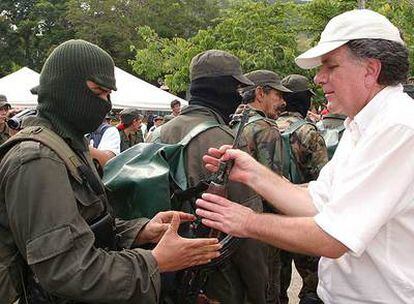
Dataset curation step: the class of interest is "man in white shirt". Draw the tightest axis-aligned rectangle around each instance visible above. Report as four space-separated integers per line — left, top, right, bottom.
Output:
195 9 414 304
89 119 121 168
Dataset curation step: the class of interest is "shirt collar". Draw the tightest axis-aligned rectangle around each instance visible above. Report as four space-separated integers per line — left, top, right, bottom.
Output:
344 85 403 139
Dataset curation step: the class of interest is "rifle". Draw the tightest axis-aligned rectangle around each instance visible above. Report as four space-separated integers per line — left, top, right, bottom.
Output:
176 103 251 303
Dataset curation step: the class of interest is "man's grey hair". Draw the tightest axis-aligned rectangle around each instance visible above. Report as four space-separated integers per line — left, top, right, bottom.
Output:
242 86 273 104
346 39 409 86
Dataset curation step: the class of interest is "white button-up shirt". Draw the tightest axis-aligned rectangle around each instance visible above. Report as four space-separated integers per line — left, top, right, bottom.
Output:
309 85 414 303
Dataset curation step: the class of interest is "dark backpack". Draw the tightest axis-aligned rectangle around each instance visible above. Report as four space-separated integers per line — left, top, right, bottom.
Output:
103 120 221 219
89 123 112 148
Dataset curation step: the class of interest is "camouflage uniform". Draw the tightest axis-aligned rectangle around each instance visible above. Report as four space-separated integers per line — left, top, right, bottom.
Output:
231 105 283 304
234 68 293 304
276 111 328 304
119 128 144 152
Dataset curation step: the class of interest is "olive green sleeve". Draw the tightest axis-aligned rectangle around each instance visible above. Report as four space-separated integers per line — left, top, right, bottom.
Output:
2 144 160 303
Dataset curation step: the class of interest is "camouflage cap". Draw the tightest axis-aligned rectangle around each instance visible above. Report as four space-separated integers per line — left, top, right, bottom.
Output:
120 108 141 125
282 74 316 95
0 94 10 109
244 70 292 93
189 50 253 86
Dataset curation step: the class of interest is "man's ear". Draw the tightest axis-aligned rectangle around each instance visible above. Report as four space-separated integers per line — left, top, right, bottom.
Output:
255 86 264 103
364 58 382 88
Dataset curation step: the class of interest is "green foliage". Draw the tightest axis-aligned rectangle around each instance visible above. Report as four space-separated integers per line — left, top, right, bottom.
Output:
0 0 75 75
131 1 307 94
66 0 222 72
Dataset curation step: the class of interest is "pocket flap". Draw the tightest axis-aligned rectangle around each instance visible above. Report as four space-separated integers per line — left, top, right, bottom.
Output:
26 226 73 265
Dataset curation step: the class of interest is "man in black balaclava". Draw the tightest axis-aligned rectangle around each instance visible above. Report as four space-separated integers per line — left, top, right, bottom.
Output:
149 49 268 304
0 40 221 303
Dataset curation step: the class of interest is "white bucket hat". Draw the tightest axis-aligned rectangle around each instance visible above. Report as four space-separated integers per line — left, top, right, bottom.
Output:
295 9 405 69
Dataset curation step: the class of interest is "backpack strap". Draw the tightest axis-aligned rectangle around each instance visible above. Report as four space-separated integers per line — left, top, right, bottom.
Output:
177 120 223 145
89 123 111 148
0 126 83 183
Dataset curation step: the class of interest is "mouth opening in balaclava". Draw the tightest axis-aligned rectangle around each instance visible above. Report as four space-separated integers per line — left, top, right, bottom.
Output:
189 76 242 124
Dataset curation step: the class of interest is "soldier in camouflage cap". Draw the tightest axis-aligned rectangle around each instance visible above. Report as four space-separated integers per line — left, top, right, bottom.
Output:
150 49 267 304
230 69 289 303
276 74 327 304
118 108 144 151
0 94 11 145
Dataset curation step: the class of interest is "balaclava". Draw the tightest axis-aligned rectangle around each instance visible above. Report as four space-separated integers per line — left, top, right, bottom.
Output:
283 90 312 118
189 76 242 124
37 39 117 138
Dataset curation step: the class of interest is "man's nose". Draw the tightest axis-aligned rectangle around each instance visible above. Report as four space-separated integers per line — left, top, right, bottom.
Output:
314 70 326 86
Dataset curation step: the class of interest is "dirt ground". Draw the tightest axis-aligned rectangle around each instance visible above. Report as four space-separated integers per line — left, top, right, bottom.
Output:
287 264 302 304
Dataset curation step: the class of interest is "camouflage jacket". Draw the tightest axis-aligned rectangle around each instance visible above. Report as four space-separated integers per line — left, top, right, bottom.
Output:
276 112 328 183
230 106 283 174
119 128 144 152
0 124 10 145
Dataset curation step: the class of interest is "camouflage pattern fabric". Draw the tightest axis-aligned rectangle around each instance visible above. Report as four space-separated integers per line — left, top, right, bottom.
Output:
231 107 283 175
0 124 10 145
231 106 283 304
119 129 144 152
277 112 328 182
276 112 328 304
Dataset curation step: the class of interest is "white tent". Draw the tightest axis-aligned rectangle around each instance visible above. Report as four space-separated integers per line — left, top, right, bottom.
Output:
111 67 187 111
0 67 39 108
0 66 186 111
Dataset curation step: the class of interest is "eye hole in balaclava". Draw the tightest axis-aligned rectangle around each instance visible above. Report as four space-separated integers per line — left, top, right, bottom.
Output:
37 39 117 136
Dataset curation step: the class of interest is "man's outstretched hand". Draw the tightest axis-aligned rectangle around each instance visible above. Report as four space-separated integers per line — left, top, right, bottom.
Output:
138 211 195 244
151 213 221 272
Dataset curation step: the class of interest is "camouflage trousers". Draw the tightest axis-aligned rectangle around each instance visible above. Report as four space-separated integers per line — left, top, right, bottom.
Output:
279 250 322 304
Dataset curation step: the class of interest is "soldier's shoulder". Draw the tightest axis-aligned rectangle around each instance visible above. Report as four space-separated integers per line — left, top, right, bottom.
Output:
1 139 64 168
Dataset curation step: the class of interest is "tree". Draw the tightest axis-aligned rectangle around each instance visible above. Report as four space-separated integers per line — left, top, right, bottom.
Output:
0 0 75 75
131 1 305 94
66 0 223 73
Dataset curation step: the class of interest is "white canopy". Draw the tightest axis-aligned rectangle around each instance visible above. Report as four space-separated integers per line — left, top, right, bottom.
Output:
111 67 187 111
0 67 39 108
0 66 186 111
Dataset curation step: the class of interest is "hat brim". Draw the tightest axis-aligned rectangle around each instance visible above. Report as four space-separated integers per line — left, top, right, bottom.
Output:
233 74 254 86
267 83 292 93
295 40 349 69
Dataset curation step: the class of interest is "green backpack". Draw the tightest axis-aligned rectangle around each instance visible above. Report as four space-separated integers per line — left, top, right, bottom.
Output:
280 119 312 184
103 121 220 220
316 115 346 160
